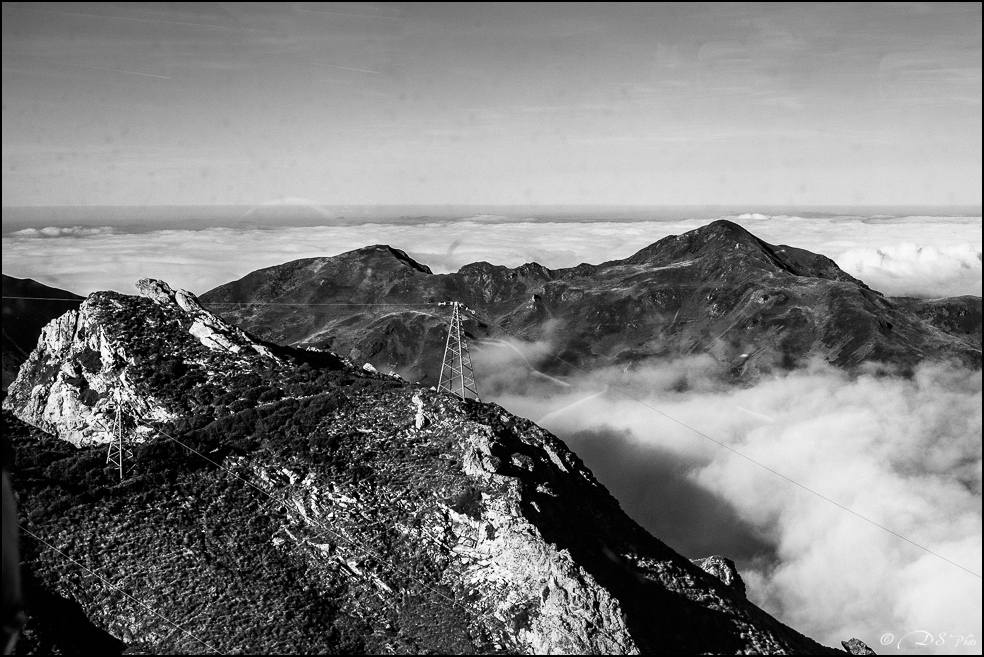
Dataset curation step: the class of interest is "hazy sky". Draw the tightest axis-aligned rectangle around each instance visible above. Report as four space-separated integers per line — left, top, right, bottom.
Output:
2 2 982 206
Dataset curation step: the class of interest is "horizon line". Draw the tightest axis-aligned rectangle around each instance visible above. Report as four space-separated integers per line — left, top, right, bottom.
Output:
3 203 982 210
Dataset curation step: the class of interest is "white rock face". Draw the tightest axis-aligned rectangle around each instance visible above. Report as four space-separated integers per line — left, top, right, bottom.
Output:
189 320 242 354
3 278 277 446
453 424 636 654
692 555 746 598
135 278 274 358
4 299 171 447
412 394 428 430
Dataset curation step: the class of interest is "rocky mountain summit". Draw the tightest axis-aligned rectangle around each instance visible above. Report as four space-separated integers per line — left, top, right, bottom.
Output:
3 278 871 654
5 279 276 448
201 221 982 386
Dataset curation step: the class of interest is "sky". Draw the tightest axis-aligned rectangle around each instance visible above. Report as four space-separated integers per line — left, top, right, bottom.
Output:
1 4 981 654
2 2 982 207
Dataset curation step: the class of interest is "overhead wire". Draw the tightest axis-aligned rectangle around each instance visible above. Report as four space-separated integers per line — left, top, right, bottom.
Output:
21 406 510 647
6 293 982 581
126 417 515 643
15 525 220 653
1 296 85 302
460 305 984 580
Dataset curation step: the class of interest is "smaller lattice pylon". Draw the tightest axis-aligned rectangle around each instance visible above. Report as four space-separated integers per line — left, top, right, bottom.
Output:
437 301 480 401
106 388 133 480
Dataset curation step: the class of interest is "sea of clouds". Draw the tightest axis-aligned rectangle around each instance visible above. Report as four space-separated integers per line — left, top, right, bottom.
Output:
1 212 980 298
472 339 982 655
2 211 981 652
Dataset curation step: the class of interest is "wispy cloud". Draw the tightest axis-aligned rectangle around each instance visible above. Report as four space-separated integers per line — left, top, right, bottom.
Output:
11 4 238 30
53 61 171 80
292 6 404 22
309 61 382 75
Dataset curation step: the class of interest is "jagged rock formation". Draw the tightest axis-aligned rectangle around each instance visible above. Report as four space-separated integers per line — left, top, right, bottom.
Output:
134 278 276 358
201 221 982 385
692 555 746 598
2 275 83 390
3 280 859 654
4 280 276 448
842 637 877 655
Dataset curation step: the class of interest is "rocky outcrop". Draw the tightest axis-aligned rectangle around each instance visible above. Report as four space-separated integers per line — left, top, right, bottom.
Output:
135 278 275 358
692 555 746 598
3 302 169 447
842 637 876 655
3 279 277 446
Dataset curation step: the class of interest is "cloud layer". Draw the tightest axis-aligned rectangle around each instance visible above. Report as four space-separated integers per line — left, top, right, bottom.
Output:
836 243 982 298
2 213 981 298
472 337 982 654
11 225 116 238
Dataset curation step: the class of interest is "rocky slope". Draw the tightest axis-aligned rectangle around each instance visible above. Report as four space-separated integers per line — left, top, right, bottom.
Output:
200 221 982 386
2 275 83 390
3 279 870 654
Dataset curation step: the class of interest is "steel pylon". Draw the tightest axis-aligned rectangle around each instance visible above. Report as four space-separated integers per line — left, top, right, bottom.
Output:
437 302 480 401
106 388 132 480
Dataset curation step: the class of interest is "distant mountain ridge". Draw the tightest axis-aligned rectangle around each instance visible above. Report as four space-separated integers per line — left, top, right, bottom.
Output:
201 220 982 385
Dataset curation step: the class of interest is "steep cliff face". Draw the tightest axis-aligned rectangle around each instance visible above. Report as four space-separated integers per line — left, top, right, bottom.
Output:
201 221 982 385
4 280 866 654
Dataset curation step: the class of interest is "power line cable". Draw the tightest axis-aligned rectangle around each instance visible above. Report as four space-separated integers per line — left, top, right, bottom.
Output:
465 308 984 580
6 293 980 579
65 411 508 645
204 302 441 307
16 525 221 653
1 296 84 302
130 418 514 642
0 296 437 307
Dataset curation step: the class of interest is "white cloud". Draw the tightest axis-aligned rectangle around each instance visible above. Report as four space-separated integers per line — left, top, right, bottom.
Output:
11 225 115 238
835 243 982 297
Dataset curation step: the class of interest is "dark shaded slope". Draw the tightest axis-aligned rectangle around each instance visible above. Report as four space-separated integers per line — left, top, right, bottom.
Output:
2 275 83 389
202 221 981 384
891 296 982 347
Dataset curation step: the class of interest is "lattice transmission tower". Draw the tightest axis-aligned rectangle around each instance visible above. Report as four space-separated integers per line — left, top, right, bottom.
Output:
437 301 480 401
106 387 132 480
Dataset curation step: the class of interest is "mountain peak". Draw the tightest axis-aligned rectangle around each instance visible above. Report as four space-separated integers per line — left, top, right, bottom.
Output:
696 218 760 240
623 220 865 286
345 244 433 274
624 219 775 266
